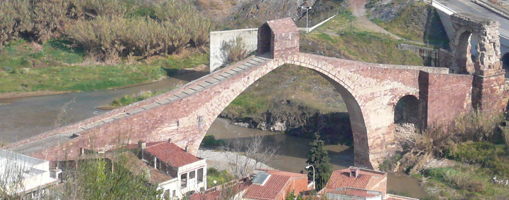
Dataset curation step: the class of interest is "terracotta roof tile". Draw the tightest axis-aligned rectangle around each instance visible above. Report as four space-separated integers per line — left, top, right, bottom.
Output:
327 188 381 198
325 168 385 190
190 180 251 200
108 151 174 184
266 18 298 35
68 151 174 185
145 142 200 167
244 174 290 200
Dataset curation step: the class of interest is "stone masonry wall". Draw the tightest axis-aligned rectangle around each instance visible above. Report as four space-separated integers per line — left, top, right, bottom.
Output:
424 72 473 125
11 52 455 170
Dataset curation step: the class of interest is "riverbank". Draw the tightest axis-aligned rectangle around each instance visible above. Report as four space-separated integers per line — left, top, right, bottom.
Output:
204 118 430 198
0 39 209 95
198 149 273 172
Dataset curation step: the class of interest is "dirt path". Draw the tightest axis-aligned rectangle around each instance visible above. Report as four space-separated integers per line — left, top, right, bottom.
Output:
349 0 401 40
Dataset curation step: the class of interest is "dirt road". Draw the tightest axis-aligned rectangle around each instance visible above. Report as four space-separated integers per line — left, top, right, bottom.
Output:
349 0 401 39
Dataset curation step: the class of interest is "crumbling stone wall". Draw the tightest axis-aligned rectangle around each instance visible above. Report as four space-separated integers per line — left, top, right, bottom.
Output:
450 13 508 112
451 13 502 75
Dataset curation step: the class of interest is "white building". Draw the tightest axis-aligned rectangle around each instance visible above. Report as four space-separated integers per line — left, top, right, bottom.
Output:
136 141 207 199
0 149 59 199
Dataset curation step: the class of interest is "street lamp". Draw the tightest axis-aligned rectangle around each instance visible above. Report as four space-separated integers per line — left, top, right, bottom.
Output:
301 6 312 33
305 164 315 190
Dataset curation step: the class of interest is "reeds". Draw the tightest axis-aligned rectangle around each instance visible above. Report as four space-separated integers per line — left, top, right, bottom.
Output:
0 0 213 62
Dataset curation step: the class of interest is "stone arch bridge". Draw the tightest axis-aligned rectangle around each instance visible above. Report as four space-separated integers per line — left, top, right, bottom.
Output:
5 17 508 169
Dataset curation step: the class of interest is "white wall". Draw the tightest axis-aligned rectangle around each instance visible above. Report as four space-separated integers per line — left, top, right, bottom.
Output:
176 159 207 198
209 28 258 72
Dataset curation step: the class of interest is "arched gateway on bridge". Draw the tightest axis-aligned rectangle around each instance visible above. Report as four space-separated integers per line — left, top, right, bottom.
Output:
6 18 507 170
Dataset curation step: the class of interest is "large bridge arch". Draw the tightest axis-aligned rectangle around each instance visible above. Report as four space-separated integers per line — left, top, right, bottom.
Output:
195 57 371 168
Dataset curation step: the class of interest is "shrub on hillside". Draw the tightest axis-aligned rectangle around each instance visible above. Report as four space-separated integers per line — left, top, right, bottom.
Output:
447 141 509 177
0 0 213 61
0 0 32 50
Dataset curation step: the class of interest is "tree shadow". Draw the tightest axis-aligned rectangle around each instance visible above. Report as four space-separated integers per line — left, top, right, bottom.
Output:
161 67 209 82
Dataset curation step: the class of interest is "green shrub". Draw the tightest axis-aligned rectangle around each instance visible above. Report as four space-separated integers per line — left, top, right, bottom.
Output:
60 154 162 199
221 37 250 64
207 167 234 188
201 135 225 148
426 167 486 193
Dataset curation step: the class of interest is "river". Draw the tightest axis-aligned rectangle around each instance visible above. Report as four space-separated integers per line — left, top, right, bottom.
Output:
0 72 428 199
206 118 429 199
0 72 206 144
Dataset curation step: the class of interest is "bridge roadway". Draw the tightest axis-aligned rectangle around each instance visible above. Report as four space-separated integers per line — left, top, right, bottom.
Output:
434 0 509 40
5 55 271 155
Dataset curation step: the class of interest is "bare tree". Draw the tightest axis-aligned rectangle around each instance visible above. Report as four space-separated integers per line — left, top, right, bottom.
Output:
223 134 279 178
54 98 75 128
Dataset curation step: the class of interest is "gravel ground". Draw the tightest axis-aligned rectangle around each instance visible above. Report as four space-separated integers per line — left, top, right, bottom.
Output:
198 149 274 172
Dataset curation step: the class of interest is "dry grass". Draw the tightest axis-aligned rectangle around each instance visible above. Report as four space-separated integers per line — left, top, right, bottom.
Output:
395 112 504 174
0 0 213 62
221 37 250 64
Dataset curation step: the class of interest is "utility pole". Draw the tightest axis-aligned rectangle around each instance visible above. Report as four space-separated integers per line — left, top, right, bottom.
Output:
301 3 312 33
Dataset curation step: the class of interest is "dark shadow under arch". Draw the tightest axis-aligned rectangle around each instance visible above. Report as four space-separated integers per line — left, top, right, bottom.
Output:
394 95 420 128
456 31 475 74
502 53 509 77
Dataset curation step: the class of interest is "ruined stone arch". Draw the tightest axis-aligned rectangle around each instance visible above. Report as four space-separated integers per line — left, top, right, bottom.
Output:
453 27 478 74
451 13 502 75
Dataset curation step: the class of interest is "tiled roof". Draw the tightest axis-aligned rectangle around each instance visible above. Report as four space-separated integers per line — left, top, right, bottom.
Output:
107 151 174 184
244 174 290 200
324 168 385 191
266 18 298 35
190 179 251 200
65 151 174 185
243 170 307 200
144 142 201 167
326 188 381 198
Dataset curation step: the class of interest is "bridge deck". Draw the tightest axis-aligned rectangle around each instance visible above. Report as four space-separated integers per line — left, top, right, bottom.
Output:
435 0 509 39
6 55 270 155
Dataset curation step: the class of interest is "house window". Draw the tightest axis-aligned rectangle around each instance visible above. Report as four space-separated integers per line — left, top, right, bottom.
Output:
172 190 176 197
190 171 196 179
181 174 187 188
164 190 169 199
198 168 204 183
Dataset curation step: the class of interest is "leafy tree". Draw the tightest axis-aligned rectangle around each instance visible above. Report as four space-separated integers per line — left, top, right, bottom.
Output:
306 133 333 191
61 154 162 199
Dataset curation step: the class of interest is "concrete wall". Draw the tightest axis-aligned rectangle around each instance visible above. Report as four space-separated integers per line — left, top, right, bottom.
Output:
210 16 336 72
209 29 258 72
433 1 455 40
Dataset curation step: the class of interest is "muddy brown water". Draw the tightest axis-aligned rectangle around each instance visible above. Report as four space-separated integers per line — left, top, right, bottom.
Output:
0 71 428 199
0 72 204 144
206 118 429 199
